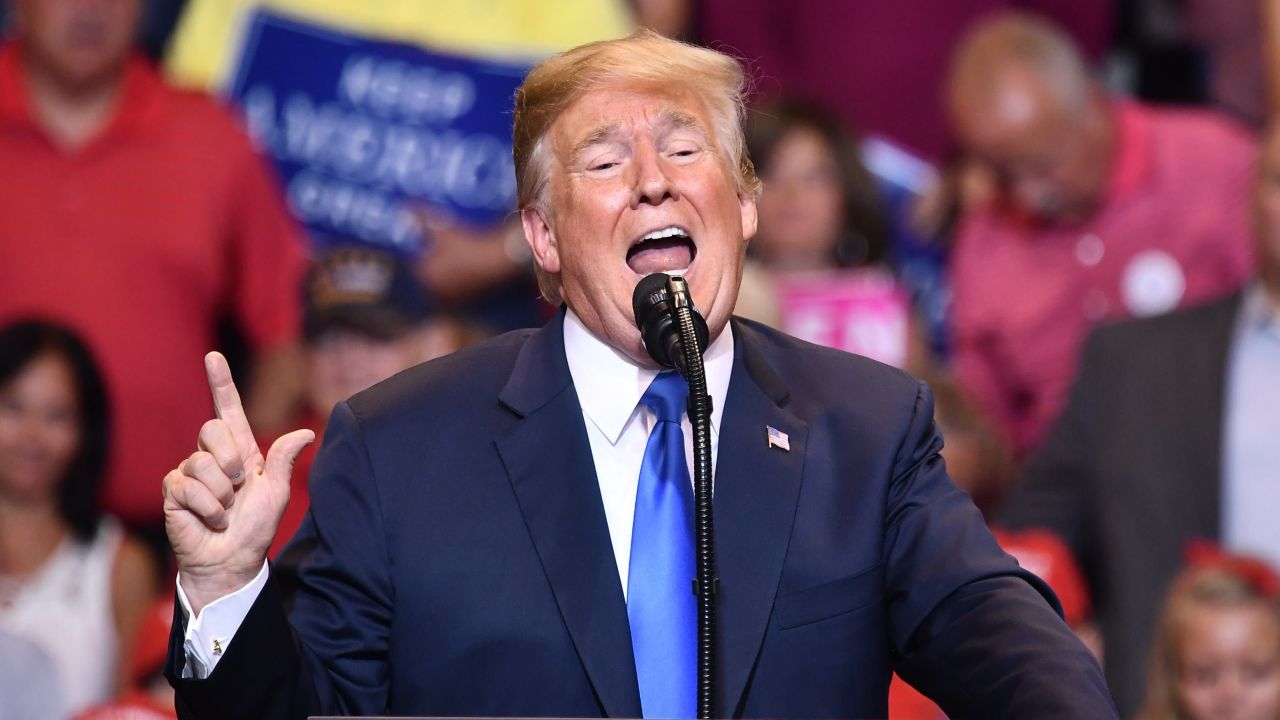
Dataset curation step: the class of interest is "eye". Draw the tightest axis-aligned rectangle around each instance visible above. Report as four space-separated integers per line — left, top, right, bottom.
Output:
46 406 77 427
666 146 703 164
1244 659 1280 683
583 153 625 176
1184 664 1219 687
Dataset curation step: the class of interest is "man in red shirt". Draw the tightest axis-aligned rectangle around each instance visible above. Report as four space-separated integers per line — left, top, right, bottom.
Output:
0 0 306 535
947 12 1255 458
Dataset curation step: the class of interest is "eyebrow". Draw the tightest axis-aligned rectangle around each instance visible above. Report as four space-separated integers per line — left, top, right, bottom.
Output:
569 110 707 164
571 124 623 162
662 111 701 134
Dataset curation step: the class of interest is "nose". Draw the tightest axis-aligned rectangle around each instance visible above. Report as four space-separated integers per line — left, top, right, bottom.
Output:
631 144 678 208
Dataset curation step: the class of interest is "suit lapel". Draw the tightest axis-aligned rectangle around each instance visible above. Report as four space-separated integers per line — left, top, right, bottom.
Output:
495 313 642 718
1184 292 1242 540
714 320 808 715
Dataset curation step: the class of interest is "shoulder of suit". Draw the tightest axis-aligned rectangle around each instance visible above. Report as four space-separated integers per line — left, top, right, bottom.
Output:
733 317 921 404
1086 292 1241 355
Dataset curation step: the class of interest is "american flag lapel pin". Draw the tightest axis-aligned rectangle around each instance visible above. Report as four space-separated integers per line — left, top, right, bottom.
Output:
766 425 790 451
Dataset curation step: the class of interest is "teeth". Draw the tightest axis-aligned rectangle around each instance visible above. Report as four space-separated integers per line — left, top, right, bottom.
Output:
640 226 689 242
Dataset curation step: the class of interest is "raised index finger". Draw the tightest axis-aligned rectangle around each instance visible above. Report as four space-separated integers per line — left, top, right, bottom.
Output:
204 351 260 461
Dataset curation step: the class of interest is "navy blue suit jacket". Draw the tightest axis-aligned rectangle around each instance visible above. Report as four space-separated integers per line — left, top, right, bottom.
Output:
168 314 1115 719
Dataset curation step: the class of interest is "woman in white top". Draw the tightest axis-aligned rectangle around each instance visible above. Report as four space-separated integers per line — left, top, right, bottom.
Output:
0 321 157 717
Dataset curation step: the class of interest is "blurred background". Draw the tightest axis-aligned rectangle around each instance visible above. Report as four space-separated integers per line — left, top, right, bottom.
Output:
0 1 1278 719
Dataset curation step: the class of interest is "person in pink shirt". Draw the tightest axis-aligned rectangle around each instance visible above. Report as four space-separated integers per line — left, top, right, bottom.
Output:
696 0 1111 162
946 12 1256 458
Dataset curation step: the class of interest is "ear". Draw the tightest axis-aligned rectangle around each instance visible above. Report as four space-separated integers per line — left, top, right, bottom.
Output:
738 193 758 244
520 206 560 274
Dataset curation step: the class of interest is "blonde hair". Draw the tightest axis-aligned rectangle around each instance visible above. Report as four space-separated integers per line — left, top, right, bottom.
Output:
1138 563 1280 720
512 29 760 302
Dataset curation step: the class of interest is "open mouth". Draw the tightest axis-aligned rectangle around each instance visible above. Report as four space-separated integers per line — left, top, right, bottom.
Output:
626 226 696 276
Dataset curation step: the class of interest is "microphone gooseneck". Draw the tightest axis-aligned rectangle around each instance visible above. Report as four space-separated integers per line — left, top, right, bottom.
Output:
631 273 718 720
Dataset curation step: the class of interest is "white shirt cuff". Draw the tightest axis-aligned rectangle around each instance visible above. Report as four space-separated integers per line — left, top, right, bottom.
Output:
176 560 270 679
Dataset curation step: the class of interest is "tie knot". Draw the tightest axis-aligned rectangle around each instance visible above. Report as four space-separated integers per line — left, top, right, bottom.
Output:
641 371 688 424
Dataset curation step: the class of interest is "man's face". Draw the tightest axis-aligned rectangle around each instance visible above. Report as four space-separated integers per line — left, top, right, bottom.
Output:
15 0 140 91
953 73 1109 224
522 81 758 366
307 326 455 416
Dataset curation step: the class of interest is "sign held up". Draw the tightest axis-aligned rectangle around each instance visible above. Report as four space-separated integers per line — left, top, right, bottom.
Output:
228 11 533 254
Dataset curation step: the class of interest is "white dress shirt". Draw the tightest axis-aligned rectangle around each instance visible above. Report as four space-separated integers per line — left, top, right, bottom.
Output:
178 308 734 677
1222 283 1280 569
563 308 732 595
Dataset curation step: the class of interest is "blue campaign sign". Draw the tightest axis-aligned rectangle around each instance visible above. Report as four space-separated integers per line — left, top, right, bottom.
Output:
227 10 533 255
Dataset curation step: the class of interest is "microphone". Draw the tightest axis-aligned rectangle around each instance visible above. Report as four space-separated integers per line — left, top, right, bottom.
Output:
631 272 709 375
632 272 719 720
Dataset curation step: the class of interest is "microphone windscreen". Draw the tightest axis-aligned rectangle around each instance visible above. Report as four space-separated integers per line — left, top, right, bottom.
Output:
632 272 671 329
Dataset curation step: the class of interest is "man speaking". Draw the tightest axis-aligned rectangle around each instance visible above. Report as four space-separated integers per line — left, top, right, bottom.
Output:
162 30 1116 719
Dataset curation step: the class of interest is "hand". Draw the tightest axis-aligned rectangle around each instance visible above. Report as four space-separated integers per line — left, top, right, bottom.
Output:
415 209 525 302
163 352 314 615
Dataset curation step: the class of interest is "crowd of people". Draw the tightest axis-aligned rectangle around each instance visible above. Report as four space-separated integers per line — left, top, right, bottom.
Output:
0 1 1277 718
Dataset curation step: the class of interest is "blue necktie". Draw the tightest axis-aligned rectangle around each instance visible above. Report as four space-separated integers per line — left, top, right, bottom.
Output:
628 371 696 719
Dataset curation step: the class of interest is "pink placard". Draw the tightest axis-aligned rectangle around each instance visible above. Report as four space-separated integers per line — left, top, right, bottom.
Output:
778 269 910 367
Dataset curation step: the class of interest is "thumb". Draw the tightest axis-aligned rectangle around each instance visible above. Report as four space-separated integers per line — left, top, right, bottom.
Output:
264 428 316 482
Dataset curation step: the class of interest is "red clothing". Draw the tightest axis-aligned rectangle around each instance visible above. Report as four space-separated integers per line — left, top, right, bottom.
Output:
131 600 174 684
73 691 176 720
264 409 324 558
698 0 1111 160
0 43 305 523
950 102 1255 456
888 676 946 719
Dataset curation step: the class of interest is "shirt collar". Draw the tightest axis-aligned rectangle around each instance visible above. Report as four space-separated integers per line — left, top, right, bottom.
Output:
1105 100 1153 202
1237 282 1280 338
563 307 734 445
0 40 161 144
0 41 29 127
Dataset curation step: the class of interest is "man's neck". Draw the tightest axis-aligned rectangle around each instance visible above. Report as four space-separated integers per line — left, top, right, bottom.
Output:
22 58 124 152
1260 272 1280 315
